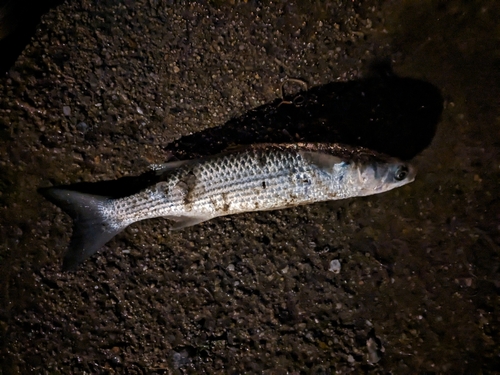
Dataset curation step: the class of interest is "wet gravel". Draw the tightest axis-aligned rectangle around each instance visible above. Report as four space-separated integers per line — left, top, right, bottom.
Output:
1 0 499 373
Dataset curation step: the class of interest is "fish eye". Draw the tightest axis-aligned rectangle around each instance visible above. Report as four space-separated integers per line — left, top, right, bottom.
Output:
394 165 409 181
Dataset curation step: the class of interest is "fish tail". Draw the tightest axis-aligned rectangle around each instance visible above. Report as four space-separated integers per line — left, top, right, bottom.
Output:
39 187 125 271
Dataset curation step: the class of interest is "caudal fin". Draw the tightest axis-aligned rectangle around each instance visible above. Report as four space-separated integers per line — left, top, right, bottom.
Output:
39 188 125 271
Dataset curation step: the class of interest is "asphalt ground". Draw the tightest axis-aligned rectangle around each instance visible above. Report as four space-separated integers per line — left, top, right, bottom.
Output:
0 0 499 373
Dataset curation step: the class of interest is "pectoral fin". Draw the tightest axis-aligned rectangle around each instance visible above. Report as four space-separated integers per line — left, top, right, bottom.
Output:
299 151 344 171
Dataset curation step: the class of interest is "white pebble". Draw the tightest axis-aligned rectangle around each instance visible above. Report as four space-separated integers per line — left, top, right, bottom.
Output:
329 259 341 274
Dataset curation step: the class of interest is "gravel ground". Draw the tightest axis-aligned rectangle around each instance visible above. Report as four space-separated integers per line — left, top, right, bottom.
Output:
0 0 499 373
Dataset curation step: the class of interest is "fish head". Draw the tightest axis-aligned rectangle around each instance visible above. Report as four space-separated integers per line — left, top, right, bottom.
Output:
355 158 417 196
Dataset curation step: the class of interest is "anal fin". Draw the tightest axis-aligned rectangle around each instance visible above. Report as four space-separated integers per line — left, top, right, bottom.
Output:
164 215 213 230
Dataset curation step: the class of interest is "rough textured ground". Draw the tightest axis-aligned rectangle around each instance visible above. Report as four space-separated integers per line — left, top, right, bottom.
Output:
0 0 499 373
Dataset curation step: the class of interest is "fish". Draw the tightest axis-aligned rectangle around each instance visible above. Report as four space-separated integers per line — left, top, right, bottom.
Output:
39 143 416 270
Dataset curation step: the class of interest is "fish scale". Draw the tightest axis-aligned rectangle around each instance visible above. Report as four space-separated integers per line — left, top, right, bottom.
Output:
112 147 329 227
40 143 416 270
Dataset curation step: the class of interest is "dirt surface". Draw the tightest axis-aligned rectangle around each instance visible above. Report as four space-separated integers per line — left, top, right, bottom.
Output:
0 0 499 373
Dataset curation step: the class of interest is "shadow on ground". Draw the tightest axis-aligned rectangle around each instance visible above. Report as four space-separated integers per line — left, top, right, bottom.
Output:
170 62 442 160
45 63 442 200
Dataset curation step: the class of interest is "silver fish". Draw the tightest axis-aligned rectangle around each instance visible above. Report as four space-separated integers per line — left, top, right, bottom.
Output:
40 143 416 270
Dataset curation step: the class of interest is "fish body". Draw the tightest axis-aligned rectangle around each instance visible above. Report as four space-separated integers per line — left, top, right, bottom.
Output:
41 143 416 270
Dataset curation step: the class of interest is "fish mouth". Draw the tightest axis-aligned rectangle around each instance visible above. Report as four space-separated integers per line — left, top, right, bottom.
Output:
406 164 418 183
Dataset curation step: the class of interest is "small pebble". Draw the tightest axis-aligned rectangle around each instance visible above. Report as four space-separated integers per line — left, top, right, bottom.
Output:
76 122 88 132
329 259 341 274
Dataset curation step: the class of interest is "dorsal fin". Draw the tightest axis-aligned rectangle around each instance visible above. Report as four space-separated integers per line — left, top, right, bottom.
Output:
150 159 193 175
220 143 250 154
